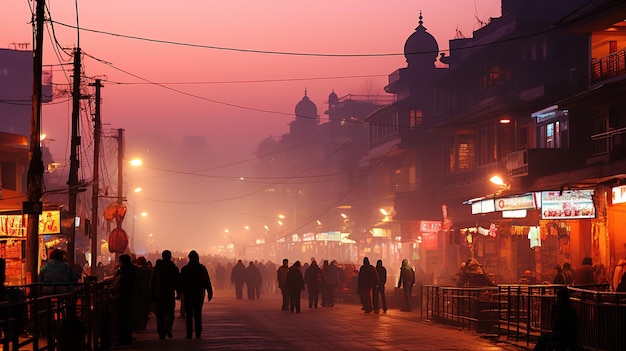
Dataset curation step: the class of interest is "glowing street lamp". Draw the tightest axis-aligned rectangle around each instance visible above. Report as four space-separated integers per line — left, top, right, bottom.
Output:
489 175 510 190
130 158 143 167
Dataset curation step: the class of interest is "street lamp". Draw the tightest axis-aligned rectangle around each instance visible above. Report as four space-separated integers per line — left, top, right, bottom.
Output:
489 175 510 190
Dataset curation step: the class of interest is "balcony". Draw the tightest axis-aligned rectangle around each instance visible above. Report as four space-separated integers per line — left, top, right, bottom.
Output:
591 49 626 85
591 126 626 159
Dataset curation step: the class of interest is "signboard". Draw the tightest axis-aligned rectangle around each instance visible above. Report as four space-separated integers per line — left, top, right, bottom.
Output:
471 199 495 214
421 232 438 250
612 185 626 204
316 231 341 242
495 193 536 211
541 189 595 219
39 210 61 235
420 220 441 233
0 215 24 237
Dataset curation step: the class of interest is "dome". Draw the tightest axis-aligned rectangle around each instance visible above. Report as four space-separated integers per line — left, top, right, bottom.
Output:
404 12 439 69
295 90 318 121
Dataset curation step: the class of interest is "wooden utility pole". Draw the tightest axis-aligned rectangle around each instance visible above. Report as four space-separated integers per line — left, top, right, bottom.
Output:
90 79 103 272
25 0 45 284
67 47 82 267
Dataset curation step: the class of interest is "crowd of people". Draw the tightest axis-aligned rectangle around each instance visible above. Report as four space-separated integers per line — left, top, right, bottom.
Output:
32 249 422 347
547 256 626 292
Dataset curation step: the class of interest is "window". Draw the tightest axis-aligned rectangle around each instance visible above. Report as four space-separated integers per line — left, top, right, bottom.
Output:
410 110 423 128
480 65 511 91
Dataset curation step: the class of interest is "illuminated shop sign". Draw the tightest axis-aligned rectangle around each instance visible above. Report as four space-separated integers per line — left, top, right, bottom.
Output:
0 215 24 237
502 210 527 218
39 210 61 235
316 231 341 242
541 189 595 219
420 220 441 233
612 185 626 204
495 193 536 211
471 199 495 214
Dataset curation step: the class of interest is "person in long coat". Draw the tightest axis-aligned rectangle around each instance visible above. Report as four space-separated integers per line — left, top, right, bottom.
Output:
357 257 378 313
231 260 246 299
397 259 415 312
286 261 305 313
304 260 321 308
150 250 179 339
180 250 213 339
276 259 290 311
245 261 262 300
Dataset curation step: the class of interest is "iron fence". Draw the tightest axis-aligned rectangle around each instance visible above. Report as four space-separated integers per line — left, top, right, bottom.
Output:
421 284 625 350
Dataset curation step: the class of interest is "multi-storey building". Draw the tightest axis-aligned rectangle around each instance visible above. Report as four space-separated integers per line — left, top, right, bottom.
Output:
358 0 626 284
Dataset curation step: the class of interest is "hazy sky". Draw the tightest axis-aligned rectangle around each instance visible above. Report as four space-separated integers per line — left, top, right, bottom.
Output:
2 1 501 255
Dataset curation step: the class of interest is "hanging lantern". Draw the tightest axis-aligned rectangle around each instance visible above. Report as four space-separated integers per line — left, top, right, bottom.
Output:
108 227 128 253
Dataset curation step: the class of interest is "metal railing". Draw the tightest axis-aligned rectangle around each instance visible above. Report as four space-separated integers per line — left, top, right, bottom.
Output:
591 49 626 85
421 284 624 351
0 278 113 351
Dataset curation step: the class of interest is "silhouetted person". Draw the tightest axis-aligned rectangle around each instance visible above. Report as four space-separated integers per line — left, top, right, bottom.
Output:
215 262 226 290
398 259 415 312
573 257 594 286
0 258 5 302
357 257 378 313
304 260 321 308
277 258 290 311
231 260 246 299
112 254 136 346
150 250 179 339
553 264 566 285
286 261 305 313
39 248 80 293
245 261 262 299
562 262 574 285
132 256 152 331
322 260 341 307
373 259 387 313
180 250 213 339
533 288 578 351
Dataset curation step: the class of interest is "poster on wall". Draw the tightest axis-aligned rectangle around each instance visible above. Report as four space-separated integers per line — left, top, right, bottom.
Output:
541 189 595 219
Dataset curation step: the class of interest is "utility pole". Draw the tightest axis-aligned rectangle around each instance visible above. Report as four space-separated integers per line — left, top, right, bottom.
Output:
90 79 103 272
25 0 45 284
67 47 82 267
117 128 124 207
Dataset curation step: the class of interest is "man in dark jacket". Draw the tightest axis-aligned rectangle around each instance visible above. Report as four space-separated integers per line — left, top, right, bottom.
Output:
245 261 262 300
286 261 305 313
373 259 387 313
231 260 246 299
150 250 179 339
112 254 136 346
276 259 290 311
180 250 213 339
398 259 415 312
357 257 378 313
304 260 321 308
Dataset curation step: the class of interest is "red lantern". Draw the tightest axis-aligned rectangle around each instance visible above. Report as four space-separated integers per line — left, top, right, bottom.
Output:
108 227 128 253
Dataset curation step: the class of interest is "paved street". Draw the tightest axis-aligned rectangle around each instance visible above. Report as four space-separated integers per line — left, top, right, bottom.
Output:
123 288 528 351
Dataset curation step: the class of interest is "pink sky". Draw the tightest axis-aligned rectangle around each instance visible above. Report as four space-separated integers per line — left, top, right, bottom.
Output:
2 1 501 255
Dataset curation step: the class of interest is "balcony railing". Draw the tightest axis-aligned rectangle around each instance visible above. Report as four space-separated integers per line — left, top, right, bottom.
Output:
591 49 626 85
590 126 626 157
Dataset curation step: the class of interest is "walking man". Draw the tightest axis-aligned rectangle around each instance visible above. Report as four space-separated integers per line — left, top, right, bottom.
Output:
373 259 387 313
180 250 213 339
231 259 246 299
150 250 179 339
357 257 378 313
286 261 305 313
277 258 290 311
